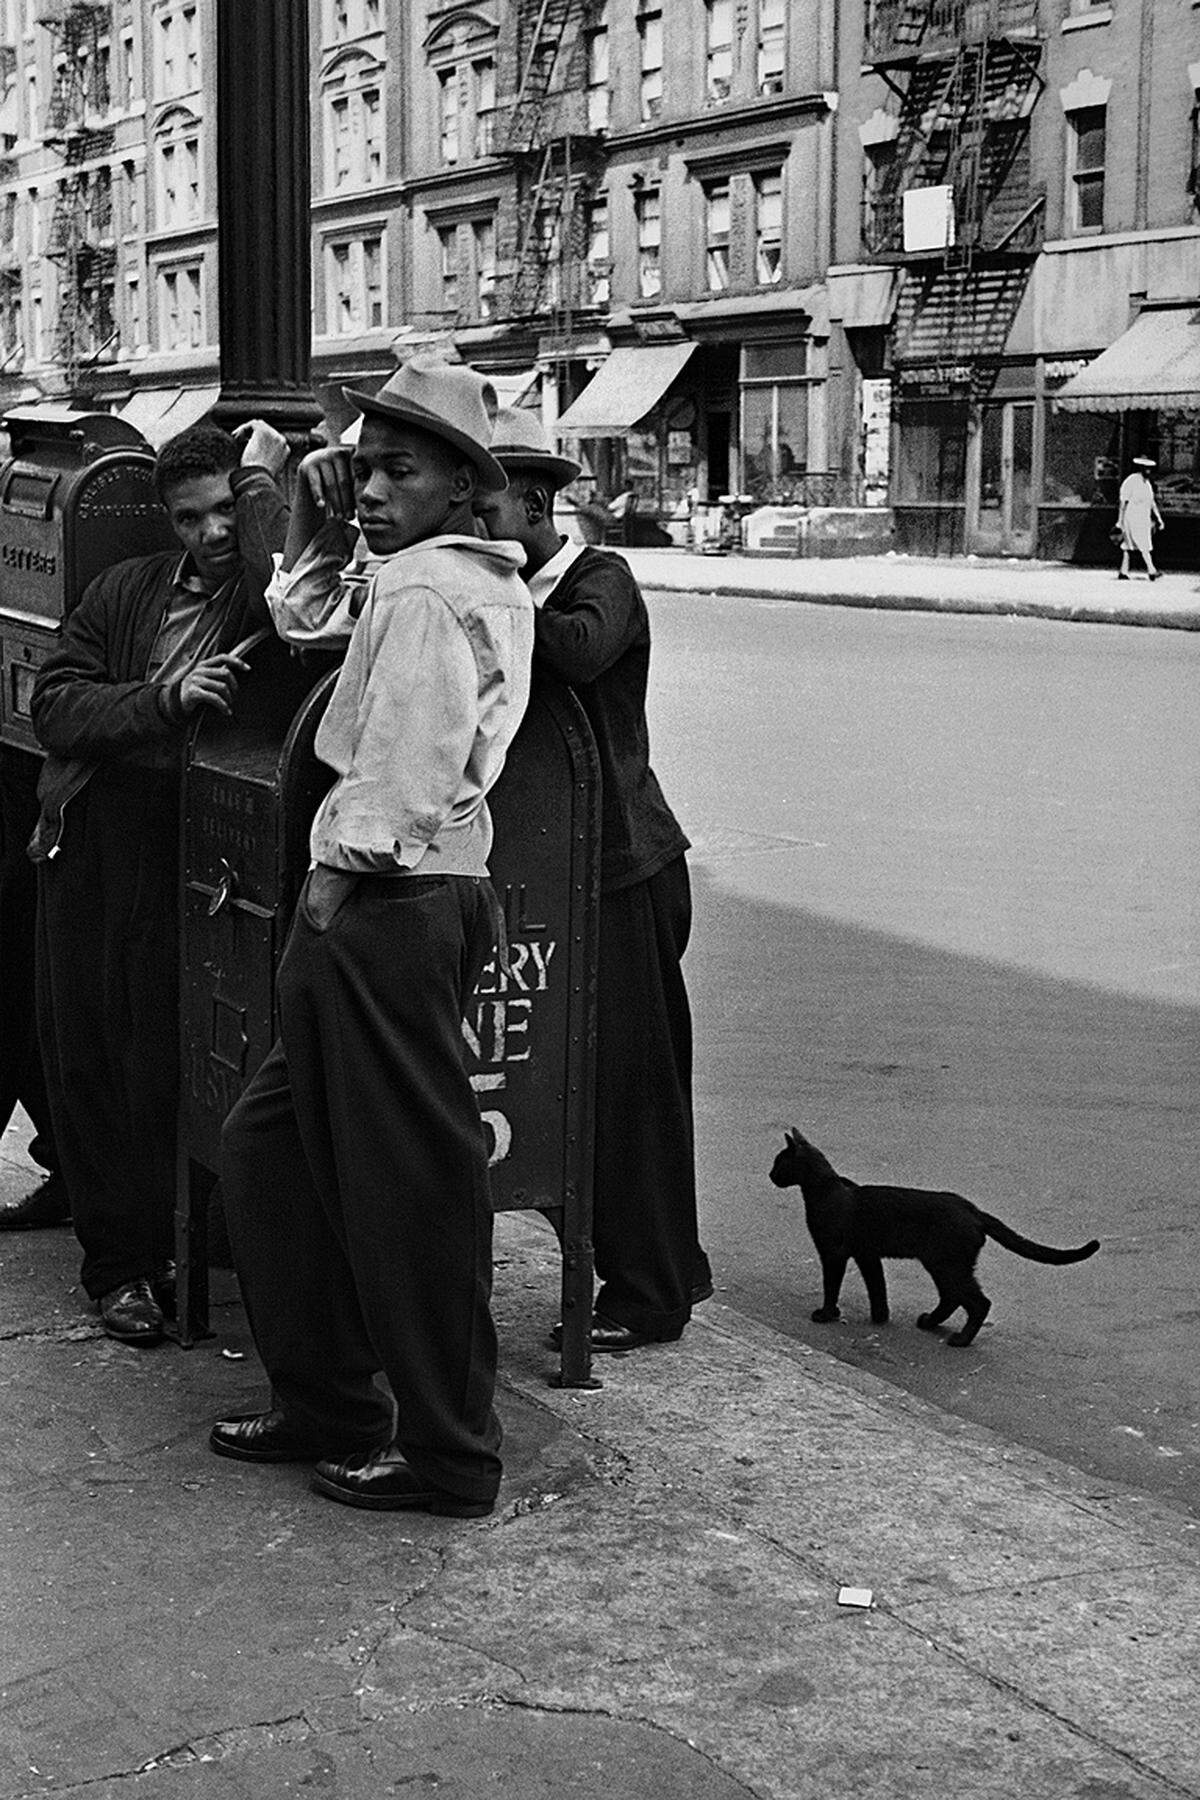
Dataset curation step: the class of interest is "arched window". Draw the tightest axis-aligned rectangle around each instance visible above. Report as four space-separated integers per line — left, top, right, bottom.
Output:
321 48 385 193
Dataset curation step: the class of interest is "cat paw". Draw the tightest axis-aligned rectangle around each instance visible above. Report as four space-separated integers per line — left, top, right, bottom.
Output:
811 1306 841 1323
915 1313 940 1332
870 1312 890 1325
945 1329 977 1347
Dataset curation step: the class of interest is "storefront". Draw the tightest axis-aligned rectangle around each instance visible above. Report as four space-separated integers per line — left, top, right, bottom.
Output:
1048 302 1200 569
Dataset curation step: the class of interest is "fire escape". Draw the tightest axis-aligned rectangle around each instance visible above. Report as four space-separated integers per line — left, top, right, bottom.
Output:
39 0 115 392
863 0 1045 397
497 0 605 347
0 41 19 373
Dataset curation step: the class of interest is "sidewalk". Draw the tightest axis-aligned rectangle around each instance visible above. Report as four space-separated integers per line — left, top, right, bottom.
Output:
622 546 1200 631
2 1122 1198 1800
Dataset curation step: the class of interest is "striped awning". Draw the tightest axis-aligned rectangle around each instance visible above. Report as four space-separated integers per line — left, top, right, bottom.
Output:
1055 307 1200 413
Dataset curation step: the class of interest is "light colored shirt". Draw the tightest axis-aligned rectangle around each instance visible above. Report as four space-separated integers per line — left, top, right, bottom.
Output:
266 527 533 876
527 536 587 610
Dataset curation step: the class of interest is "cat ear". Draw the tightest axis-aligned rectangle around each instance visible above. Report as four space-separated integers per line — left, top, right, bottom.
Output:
785 1127 801 1148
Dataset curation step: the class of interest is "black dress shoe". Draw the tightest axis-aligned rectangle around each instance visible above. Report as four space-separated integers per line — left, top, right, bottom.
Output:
98 1278 164 1345
0 1173 71 1231
209 1409 328 1464
547 1313 678 1353
311 1445 494 1516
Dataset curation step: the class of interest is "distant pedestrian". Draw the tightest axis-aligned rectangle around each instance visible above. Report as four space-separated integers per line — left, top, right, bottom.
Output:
1116 456 1163 581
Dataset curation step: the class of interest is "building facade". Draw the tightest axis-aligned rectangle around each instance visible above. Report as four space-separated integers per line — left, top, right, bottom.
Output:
0 1 1196 562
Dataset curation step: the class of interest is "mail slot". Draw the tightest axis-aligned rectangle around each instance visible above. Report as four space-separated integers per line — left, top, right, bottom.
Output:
0 407 175 752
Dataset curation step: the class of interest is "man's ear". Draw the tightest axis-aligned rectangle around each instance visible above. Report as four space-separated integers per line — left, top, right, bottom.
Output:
525 481 553 524
451 461 479 506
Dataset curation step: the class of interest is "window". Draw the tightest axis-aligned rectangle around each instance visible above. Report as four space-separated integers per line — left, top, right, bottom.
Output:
585 194 610 306
120 30 136 108
325 80 383 190
586 17 609 131
706 0 733 101
636 188 661 297
25 66 36 138
754 171 782 284
326 233 384 335
125 272 143 351
27 187 40 259
122 161 139 235
157 128 200 227
472 59 495 156
861 139 897 252
1068 104 1105 230
0 274 20 362
30 290 43 362
757 0 785 95
439 68 459 164
473 217 495 319
155 4 198 100
741 341 810 499
639 9 663 120
159 260 202 350
437 224 459 312
326 0 380 38
705 182 730 290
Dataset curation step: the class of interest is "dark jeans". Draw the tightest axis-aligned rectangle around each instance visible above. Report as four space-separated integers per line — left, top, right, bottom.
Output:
592 854 709 1339
35 766 179 1296
222 872 502 1503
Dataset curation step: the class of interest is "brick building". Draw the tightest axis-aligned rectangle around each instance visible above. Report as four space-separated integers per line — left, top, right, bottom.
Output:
0 1 1196 562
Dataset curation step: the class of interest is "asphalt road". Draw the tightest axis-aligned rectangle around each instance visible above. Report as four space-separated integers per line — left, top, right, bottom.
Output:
644 591 1200 1522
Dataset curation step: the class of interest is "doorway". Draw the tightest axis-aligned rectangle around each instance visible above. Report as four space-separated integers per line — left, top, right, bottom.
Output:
970 400 1034 556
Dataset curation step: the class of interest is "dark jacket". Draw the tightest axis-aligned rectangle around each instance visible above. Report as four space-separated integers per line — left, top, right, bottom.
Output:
533 545 688 893
29 465 287 861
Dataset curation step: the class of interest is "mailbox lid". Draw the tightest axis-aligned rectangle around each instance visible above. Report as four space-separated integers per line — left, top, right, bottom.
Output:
0 408 174 629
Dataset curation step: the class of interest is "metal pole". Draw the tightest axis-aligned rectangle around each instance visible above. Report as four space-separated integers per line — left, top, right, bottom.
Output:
212 0 321 439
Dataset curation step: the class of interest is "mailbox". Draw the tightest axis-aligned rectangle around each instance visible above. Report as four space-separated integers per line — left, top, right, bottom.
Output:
0 407 175 753
177 667 600 1387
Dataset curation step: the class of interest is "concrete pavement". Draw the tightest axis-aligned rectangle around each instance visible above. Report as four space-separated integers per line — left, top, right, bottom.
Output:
622 546 1200 630
3 1119 1198 1799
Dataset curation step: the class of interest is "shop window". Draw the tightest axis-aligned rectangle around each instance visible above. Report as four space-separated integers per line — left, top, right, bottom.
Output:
639 9 663 120
706 0 733 102
754 171 782 285
894 400 967 504
705 182 730 291
741 341 809 500
585 193 610 306
1067 104 1105 231
437 223 459 313
1152 412 1200 518
757 0 785 96
636 187 661 298
473 217 495 319
587 13 609 131
1042 405 1119 506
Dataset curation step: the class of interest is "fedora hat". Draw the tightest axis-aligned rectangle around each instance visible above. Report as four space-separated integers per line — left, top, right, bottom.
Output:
490 406 582 488
343 355 507 491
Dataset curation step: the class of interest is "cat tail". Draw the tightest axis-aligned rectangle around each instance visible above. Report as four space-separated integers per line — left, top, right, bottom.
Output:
980 1213 1100 1265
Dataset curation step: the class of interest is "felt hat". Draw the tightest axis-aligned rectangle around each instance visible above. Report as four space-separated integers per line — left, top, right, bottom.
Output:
343 356 507 491
1131 455 1156 468
490 406 583 488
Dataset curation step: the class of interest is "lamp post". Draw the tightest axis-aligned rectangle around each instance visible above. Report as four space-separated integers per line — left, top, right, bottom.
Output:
212 0 321 440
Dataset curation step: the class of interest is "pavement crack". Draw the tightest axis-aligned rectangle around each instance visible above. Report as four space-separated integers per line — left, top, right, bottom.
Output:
490 1696 768 1797
14 1711 316 1795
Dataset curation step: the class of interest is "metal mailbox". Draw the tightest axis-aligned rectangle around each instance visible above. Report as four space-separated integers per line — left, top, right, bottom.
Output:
177 666 600 1386
0 407 175 753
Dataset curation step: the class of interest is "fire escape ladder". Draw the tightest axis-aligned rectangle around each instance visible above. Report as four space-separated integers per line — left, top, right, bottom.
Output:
38 0 114 388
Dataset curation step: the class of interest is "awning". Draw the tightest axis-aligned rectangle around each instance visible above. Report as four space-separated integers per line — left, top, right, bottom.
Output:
490 369 539 408
675 283 829 336
117 384 220 448
1055 307 1200 413
557 342 697 436
826 266 898 330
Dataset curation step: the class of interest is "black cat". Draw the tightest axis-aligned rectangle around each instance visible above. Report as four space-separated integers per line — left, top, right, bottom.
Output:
769 1129 1100 1347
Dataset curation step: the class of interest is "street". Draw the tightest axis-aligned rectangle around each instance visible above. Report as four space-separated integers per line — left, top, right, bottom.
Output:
645 591 1200 1520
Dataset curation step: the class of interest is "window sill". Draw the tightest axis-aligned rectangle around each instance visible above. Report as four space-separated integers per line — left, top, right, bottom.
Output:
1061 7 1113 29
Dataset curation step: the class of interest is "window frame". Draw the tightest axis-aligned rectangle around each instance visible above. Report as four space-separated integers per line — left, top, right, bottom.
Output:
1067 102 1106 232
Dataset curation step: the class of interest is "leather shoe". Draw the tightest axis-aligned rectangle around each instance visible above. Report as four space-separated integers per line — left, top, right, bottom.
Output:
209 1409 328 1464
311 1445 494 1516
547 1313 674 1353
0 1173 71 1231
98 1278 164 1345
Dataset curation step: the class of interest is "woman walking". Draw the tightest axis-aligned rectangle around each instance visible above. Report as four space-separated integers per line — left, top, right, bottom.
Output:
1116 455 1164 581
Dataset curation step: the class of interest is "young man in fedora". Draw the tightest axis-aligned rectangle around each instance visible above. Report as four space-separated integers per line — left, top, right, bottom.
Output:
475 407 712 1354
212 358 533 1518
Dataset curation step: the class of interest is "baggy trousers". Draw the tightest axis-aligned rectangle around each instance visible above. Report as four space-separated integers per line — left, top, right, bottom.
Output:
591 853 709 1340
221 872 503 1503
35 767 180 1297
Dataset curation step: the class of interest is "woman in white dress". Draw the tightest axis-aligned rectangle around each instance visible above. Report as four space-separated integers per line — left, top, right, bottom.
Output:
1116 455 1164 581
